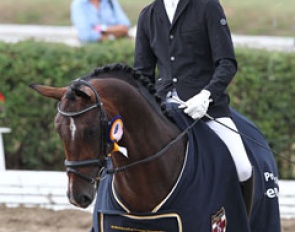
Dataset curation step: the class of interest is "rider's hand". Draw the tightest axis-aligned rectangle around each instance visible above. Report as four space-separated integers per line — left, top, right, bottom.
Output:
180 90 211 119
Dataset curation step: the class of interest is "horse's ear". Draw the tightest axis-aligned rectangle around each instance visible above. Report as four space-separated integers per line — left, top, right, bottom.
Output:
29 84 67 101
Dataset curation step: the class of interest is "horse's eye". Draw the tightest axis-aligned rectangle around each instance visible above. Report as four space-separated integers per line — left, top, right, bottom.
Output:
85 127 98 138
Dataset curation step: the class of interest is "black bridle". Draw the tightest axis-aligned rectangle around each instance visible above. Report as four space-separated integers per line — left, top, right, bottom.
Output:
58 79 109 185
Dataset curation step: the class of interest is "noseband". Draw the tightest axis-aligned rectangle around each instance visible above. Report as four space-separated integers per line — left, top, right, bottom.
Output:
58 79 109 185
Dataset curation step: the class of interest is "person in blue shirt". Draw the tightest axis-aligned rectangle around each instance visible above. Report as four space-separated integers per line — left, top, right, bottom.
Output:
71 0 131 43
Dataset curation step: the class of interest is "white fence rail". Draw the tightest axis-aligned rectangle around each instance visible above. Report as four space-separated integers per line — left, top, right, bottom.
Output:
0 128 11 171
0 170 294 218
279 180 295 219
0 170 94 212
0 24 294 52
0 24 81 47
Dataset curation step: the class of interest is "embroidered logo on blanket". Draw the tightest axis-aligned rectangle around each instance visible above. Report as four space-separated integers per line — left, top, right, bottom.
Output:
211 207 226 232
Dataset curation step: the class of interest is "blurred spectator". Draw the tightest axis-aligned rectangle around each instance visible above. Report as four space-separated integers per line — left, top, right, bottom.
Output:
71 0 131 43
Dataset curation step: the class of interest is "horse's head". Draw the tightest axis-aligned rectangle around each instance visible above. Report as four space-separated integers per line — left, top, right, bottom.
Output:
30 79 109 208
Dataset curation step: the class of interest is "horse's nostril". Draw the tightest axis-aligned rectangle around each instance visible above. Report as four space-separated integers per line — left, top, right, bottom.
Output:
79 195 92 208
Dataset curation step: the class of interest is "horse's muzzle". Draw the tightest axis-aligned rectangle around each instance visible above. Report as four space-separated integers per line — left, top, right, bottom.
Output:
67 175 97 208
68 191 93 208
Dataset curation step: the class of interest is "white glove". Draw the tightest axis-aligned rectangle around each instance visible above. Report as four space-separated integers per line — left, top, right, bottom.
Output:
180 90 211 119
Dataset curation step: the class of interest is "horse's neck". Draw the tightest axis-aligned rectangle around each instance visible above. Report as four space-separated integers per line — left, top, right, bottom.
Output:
109 95 186 212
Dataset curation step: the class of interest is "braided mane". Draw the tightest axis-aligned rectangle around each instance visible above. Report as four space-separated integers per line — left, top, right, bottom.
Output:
79 63 167 116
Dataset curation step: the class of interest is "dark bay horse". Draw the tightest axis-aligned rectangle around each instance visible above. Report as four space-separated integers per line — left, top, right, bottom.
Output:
30 63 280 232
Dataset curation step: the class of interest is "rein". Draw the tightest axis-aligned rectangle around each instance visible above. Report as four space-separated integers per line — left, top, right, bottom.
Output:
172 96 295 165
106 120 196 174
205 114 295 165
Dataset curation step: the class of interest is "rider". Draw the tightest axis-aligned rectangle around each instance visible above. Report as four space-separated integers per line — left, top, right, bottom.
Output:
133 0 254 218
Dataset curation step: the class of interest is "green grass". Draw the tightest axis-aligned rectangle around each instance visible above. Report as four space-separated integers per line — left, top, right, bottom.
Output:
0 0 72 25
221 0 295 36
0 0 294 36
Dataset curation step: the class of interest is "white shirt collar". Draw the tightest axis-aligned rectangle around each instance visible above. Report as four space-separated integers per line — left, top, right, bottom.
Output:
163 0 180 23
163 0 179 8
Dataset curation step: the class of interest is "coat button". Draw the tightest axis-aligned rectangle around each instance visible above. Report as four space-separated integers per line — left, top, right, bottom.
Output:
220 18 227 25
172 78 177 83
171 56 175 61
170 34 174 39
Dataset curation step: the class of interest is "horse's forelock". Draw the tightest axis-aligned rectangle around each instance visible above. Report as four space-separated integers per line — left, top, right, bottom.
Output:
65 81 85 101
65 88 76 100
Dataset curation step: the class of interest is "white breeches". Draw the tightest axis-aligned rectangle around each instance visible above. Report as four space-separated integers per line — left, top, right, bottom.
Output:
206 117 253 182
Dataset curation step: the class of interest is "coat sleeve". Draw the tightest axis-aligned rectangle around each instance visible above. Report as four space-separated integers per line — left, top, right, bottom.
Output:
203 0 237 100
133 9 157 84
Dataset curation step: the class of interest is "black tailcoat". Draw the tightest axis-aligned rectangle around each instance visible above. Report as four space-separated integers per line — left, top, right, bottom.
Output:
134 0 237 118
